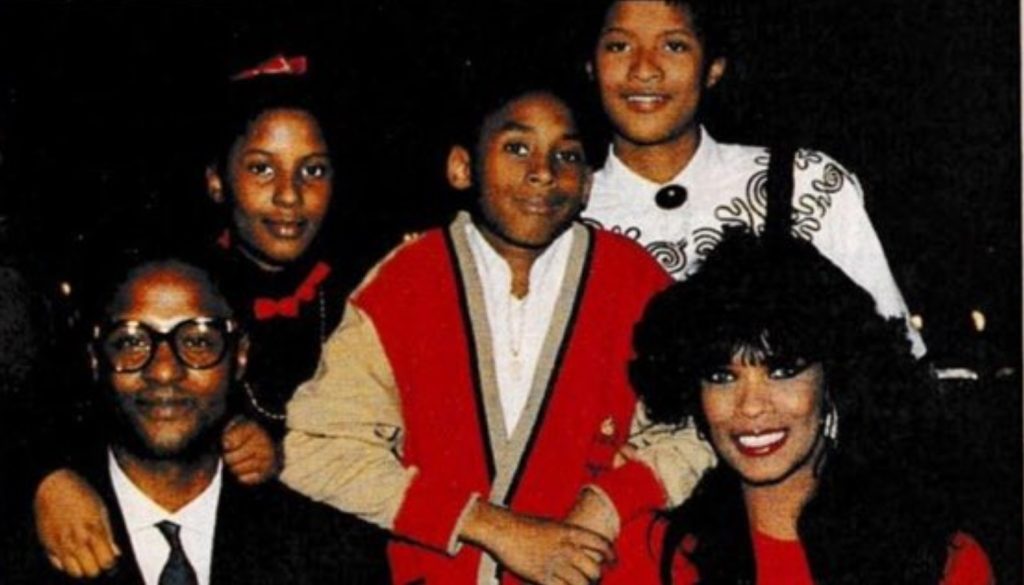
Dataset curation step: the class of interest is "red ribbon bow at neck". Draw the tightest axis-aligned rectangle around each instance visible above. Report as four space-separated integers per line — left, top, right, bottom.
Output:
252 261 331 320
231 54 308 81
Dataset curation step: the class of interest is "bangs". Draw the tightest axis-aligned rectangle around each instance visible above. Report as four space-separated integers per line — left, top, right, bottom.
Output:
687 321 824 374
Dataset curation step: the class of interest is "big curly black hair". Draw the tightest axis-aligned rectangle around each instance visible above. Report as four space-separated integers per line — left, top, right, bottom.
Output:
630 228 964 583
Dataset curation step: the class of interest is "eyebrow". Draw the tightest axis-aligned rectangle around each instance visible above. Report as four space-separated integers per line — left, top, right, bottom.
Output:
498 121 582 142
601 26 696 37
499 121 534 133
240 148 330 158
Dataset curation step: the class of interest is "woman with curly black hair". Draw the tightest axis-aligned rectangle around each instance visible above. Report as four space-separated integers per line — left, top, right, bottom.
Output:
606 228 991 584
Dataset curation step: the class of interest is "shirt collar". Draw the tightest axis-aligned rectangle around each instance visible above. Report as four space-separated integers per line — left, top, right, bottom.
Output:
463 214 575 298
108 450 224 538
602 125 719 198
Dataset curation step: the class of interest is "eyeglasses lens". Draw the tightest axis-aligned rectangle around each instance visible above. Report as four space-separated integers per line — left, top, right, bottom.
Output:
174 321 227 369
103 321 227 372
104 323 152 372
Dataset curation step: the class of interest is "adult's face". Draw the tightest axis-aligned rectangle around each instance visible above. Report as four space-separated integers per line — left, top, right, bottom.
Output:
701 355 825 487
100 265 242 458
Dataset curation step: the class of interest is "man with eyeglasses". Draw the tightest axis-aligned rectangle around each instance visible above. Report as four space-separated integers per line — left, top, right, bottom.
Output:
18 254 388 585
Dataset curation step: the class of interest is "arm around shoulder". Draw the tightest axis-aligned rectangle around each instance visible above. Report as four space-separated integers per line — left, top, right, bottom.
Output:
586 405 715 535
281 300 478 553
281 301 415 530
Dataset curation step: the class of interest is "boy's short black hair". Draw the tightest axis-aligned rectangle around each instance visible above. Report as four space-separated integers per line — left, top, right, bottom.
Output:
448 58 599 165
586 0 734 63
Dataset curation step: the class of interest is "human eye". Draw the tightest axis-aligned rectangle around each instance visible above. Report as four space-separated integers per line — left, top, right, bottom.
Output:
600 32 631 54
177 320 223 347
301 161 332 180
109 331 148 351
180 334 215 349
176 322 226 364
603 40 629 53
246 161 274 179
502 142 530 157
664 38 691 53
554 148 585 164
701 368 736 385
768 358 810 380
104 325 152 362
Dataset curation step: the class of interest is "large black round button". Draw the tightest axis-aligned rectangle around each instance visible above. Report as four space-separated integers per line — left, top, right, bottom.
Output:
655 184 688 210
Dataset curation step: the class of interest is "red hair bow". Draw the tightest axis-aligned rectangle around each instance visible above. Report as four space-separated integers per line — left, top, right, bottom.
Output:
231 54 308 81
253 261 331 320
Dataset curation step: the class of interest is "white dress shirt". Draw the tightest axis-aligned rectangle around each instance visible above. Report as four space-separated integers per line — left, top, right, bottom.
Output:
108 451 223 585
464 222 574 435
584 127 925 356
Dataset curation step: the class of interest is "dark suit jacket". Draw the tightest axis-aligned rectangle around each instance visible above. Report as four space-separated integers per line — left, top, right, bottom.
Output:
9 453 391 585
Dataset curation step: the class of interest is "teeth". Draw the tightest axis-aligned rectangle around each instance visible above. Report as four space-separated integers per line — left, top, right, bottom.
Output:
737 430 785 448
266 221 304 238
145 403 191 420
626 95 664 104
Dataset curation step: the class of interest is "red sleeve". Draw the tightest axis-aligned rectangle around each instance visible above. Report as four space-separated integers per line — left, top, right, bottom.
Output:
589 234 674 522
392 472 475 554
592 459 668 524
941 533 994 585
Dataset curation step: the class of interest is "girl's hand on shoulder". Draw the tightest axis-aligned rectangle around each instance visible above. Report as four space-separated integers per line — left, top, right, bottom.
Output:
35 468 121 578
222 416 281 485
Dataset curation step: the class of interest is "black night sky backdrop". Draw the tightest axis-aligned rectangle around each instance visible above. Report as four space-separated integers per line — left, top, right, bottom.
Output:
0 0 1020 579
0 0 1018 363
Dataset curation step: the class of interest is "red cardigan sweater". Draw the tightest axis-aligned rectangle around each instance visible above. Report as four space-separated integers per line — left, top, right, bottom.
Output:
353 220 670 583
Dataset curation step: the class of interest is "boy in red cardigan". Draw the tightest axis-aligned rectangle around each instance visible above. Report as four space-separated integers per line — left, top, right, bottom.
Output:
282 83 714 584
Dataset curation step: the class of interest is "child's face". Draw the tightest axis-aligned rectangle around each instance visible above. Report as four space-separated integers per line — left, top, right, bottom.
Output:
208 109 332 269
470 92 590 252
593 1 724 148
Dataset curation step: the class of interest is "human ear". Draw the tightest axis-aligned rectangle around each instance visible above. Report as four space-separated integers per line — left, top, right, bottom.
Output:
206 166 226 204
235 335 250 380
446 146 474 191
705 57 727 89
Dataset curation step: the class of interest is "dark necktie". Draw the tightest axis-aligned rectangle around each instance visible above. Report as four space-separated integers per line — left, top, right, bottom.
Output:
155 521 199 585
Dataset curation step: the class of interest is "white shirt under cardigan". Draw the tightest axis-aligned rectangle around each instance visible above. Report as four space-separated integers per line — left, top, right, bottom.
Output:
583 128 926 357
108 451 222 585
464 221 573 435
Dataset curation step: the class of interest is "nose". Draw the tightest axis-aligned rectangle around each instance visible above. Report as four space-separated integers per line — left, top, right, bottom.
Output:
628 47 664 83
527 153 555 186
272 173 303 208
143 340 186 384
736 374 771 419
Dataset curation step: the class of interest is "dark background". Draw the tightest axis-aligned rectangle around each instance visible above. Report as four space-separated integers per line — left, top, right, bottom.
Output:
0 0 1019 581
